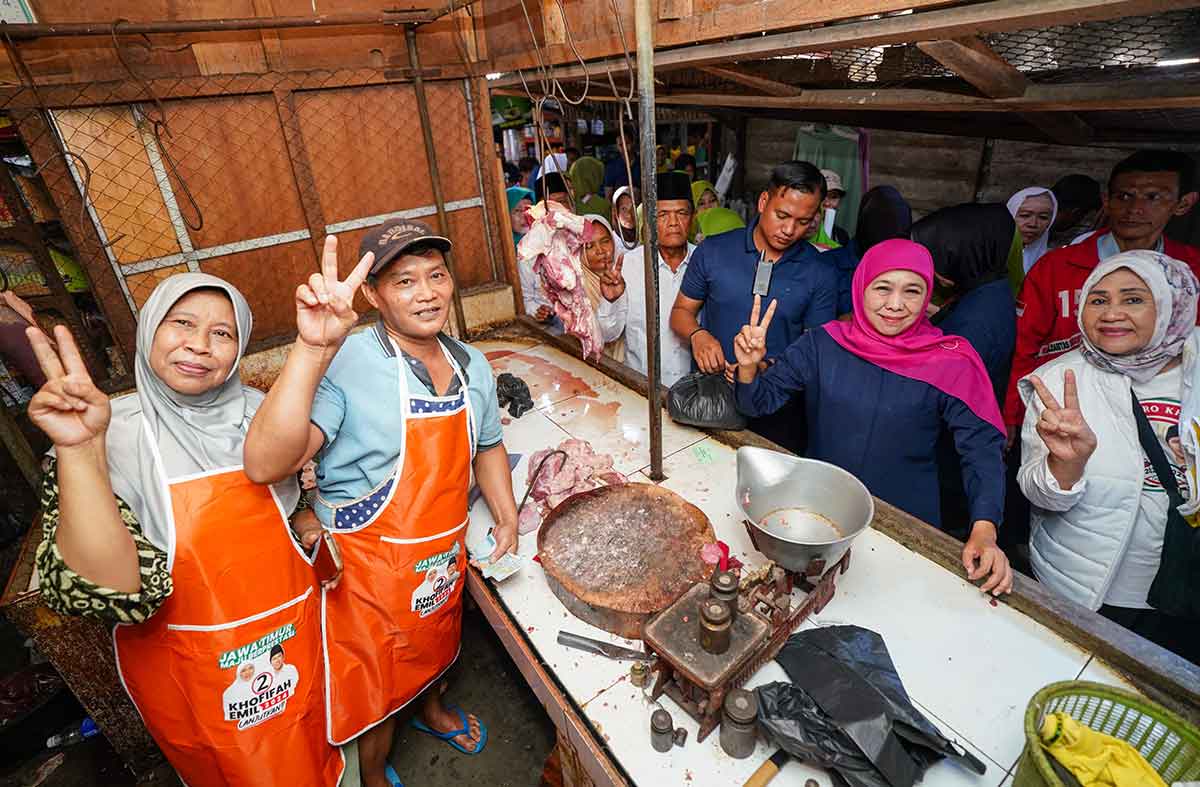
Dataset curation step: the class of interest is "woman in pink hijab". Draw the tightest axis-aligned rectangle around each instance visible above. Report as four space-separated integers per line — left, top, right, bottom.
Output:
734 238 1012 595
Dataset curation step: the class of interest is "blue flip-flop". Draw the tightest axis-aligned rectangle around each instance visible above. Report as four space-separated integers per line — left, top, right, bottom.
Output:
410 707 488 755
384 764 404 787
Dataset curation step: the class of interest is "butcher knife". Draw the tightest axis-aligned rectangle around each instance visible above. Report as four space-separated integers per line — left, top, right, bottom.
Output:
557 631 655 662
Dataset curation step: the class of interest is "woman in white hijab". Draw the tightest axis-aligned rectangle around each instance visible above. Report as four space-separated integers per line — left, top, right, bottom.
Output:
1007 187 1059 273
582 215 628 362
27 274 353 786
611 185 640 252
1018 251 1200 663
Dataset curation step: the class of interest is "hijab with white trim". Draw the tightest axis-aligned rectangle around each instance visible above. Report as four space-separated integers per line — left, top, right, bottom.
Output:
104 273 299 552
1077 250 1199 384
1006 187 1058 274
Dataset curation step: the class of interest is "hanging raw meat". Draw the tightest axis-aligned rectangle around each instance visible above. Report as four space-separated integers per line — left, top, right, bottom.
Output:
518 203 603 359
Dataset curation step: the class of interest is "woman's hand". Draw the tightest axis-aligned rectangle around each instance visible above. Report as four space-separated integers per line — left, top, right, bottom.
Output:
962 520 1013 596
1029 370 1096 489
732 295 777 370
295 235 374 351
600 253 626 302
26 325 110 448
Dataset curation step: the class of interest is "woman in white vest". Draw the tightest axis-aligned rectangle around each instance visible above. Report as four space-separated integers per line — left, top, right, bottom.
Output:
1018 250 1199 664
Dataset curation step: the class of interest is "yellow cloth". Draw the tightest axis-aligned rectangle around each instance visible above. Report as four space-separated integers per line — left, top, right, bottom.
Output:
1039 712 1166 787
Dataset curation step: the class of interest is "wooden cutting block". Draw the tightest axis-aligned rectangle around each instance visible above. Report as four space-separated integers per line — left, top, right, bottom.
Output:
537 483 716 640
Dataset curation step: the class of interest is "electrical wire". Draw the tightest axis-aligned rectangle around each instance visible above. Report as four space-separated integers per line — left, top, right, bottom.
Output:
110 19 205 232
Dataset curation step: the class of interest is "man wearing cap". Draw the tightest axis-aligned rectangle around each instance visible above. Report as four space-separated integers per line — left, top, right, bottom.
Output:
245 221 518 786
818 168 850 246
594 170 698 386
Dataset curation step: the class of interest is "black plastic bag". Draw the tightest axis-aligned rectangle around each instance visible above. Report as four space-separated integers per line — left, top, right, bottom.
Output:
496 372 535 418
760 625 986 787
667 371 746 430
757 681 889 787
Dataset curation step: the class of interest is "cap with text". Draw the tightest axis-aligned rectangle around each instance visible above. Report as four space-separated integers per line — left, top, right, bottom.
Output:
359 219 452 276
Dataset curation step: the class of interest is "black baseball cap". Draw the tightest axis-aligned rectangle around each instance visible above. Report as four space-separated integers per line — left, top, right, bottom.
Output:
358 219 452 276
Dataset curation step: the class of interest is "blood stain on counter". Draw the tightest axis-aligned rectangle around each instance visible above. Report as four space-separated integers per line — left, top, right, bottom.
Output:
488 351 597 404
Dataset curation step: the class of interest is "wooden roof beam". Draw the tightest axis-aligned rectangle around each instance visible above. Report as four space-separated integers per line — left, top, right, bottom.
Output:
581 78 1200 113
489 0 1200 87
916 37 1026 98
917 36 1093 144
697 65 803 97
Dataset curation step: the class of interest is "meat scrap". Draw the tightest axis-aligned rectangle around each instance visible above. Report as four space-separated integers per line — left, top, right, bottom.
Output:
519 438 625 533
517 203 603 359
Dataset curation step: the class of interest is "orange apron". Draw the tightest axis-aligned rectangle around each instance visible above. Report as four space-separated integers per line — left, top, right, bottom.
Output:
321 342 474 745
114 427 344 787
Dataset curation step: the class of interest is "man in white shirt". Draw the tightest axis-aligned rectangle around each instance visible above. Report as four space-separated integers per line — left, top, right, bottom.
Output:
595 172 697 386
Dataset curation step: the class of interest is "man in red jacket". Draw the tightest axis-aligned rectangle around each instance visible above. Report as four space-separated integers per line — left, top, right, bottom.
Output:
1003 150 1200 443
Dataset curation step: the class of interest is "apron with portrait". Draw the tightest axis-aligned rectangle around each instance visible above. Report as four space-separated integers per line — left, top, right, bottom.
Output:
113 422 343 787
320 341 474 745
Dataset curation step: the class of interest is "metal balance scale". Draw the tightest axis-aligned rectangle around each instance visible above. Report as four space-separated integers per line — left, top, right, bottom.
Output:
539 447 875 747
643 447 874 743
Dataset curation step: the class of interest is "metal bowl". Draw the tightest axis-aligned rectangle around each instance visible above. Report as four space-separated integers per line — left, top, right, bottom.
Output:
735 447 874 574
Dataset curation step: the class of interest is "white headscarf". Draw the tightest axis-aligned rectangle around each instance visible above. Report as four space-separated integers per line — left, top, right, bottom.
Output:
1077 250 1199 384
103 273 299 553
1007 187 1059 273
610 186 639 252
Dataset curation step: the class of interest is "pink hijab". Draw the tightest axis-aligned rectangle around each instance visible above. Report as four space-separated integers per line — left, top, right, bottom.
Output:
823 238 1005 435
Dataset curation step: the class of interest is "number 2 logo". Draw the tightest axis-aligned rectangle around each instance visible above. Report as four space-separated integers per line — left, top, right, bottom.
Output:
253 672 272 694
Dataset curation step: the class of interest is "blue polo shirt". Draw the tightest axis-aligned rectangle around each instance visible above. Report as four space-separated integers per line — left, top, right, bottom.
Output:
679 220 839 362
308 321 503 526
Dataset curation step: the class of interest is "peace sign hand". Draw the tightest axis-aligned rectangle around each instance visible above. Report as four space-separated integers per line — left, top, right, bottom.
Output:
599 252 626 302
26 325 111 448
1030 370 1097 466
295 235 375 351
733 295 777 368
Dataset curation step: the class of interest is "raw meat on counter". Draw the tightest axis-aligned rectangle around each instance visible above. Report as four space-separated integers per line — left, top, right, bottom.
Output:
518 438 625 533
517 203 603 359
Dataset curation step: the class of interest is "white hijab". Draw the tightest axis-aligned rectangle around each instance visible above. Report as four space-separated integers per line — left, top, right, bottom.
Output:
611 186 639 252
1007 187 1059 273
104 273 299 552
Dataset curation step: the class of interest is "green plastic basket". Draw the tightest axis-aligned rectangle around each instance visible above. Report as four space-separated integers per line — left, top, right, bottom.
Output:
1013 680 1200 787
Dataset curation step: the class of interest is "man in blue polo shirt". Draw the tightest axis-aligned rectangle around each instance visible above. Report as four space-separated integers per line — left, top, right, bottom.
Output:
669 160 837 450
245 223 517 786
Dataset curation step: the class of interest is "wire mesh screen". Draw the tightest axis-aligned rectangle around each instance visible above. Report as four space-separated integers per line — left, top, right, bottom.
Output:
769 8 1200 88
0 69 501 383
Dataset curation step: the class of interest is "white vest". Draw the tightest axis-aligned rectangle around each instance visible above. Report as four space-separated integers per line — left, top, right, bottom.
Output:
1017 330 1199 611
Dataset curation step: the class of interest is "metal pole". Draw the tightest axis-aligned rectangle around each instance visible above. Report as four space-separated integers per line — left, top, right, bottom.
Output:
635 0 664 481
407 25 469 339
0 11 431 39
461 78 500 282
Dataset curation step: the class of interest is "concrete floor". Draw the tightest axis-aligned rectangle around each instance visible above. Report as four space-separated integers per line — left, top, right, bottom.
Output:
1 606 557 787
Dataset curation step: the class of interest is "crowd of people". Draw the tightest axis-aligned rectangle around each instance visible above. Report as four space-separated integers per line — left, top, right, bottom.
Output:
510 147 1200 667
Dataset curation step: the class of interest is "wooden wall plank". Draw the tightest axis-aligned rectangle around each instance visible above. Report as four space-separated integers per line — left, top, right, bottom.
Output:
53 106 181 264
125 263 188 308
482 0 953 72
155 94 309 249
199 239 316 341
293 83 433 225
427 81 480 203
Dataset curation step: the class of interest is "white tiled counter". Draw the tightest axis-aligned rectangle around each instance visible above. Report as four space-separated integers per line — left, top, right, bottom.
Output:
466 339 1146 787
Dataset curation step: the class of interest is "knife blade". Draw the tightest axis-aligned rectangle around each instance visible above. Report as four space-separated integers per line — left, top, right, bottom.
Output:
557 630 655 661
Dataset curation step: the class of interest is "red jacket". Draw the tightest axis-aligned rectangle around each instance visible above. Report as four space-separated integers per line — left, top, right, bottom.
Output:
1003 232 1200 426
